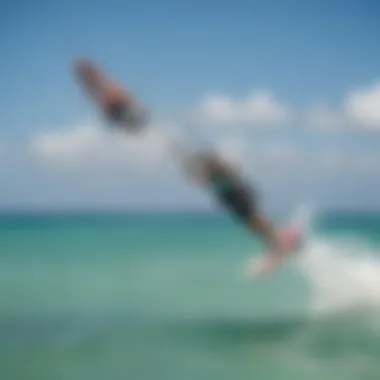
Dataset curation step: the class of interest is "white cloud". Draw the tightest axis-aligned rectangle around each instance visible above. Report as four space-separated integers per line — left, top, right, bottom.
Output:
189 83 380 132
213 137 312 177
214 138 380 178
304 107 347 131
5 83 380 210
303 81 380 131
250 141 311 177
345 81 380 128
31 124 102 164
2 118 380 210
214 135 247 165
30 122 176 169
196 91 291 127
213 137 354 176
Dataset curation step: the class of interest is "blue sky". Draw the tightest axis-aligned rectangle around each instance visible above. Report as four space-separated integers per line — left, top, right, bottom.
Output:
1 0 380 212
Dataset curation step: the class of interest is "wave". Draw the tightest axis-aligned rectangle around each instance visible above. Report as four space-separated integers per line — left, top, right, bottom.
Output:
293 205 380 315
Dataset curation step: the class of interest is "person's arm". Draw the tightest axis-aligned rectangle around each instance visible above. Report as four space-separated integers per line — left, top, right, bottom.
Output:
161 137 203 184
181 154 210 185
249 213 279 248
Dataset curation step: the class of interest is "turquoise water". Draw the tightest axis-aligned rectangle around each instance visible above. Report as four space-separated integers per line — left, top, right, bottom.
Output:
1 211 380 379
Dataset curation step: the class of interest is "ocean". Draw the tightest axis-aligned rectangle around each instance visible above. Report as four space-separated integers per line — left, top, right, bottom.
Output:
1 210 380 380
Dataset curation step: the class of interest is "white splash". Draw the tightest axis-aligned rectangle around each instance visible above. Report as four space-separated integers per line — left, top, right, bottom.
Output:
295 210 380 315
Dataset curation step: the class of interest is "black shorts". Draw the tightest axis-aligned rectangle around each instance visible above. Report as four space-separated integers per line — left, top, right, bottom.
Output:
105 101 149 129
215 184 257 224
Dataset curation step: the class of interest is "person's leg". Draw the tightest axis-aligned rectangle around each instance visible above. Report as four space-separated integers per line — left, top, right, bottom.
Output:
220 186 281 250
248 213 279 249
